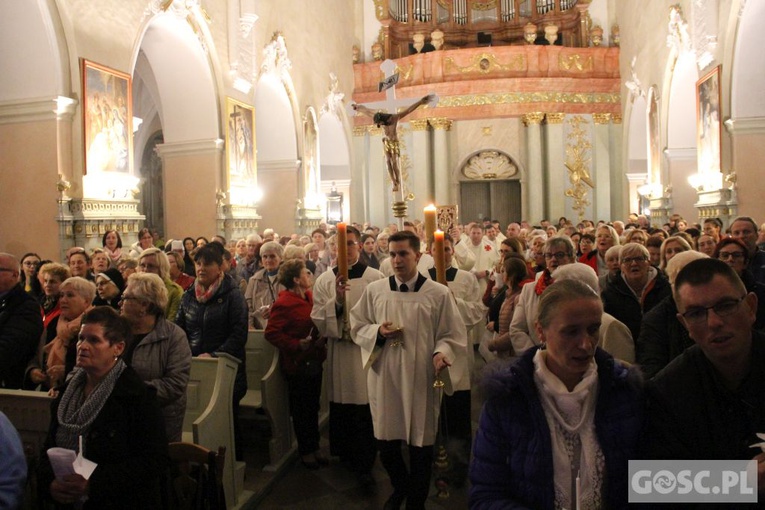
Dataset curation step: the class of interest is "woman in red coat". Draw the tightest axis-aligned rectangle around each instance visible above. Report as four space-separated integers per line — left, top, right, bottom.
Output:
265 259 327 469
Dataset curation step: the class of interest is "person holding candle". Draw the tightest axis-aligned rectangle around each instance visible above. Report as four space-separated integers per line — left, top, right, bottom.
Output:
426 233 486 487
311 224 384 492
470 280 644 509
351 230 468 509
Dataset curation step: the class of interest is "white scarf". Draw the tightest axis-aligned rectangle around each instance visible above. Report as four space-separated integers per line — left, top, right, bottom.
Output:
533 350 605 510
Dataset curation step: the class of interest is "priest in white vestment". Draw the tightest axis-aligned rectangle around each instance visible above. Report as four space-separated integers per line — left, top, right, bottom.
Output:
350 231 467 510
311 225 383 491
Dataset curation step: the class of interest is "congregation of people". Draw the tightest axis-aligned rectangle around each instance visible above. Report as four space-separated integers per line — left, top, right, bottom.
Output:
1 211 765 508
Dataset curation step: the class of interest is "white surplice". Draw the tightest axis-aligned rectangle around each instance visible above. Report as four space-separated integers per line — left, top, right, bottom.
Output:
311 264 384 405
425 266 486 391
350 277 468 446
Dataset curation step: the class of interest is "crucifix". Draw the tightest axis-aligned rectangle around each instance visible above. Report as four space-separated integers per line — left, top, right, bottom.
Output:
350 59 438 229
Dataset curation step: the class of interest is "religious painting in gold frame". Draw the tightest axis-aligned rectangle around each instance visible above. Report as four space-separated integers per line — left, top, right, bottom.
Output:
436 205 458 233
82 59 133 175
225 97 257 190
696 65 722 174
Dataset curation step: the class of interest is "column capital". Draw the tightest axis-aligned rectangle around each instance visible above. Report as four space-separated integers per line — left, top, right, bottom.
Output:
409 119 430 131
368 126 384 136
611 113 622 124
522 112 545 126
352 126 368 137
545 113 566 124
592 113 612 125
428 117 452 130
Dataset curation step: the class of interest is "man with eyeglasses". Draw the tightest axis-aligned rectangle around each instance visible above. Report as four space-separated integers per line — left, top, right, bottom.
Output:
0 253 43 388
311 225 384 494
509 236 576 354
730 216 765 286
645 258 765 488
601 243 671 341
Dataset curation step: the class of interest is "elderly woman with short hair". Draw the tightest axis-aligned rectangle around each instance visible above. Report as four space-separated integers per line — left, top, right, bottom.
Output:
245 241 285 329
137 247 183 322
167 250 195 291
265 259 326 469
580 224 619 276
38 307 167 508
41 277 96 390
67 248 94 281
601 243 671 341
120 272 192 441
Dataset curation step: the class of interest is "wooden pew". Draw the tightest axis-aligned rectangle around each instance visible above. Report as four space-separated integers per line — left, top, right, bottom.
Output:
182 354 242 508
0 389 53 509
239 329 296 471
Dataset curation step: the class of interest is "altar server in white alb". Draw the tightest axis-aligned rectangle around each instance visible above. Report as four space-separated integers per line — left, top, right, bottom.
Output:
351 230 468 510
311 225 383 492
426 233 485 486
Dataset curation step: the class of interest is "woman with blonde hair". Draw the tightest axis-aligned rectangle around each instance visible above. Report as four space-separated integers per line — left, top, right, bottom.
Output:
658 235 691 271
120 272 191 441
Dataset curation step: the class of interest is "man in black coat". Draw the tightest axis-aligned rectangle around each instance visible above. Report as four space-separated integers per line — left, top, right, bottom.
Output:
0 253 43 388
645 259 765 502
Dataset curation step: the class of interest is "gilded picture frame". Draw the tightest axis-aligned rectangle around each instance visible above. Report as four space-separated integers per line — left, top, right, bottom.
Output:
225 97 257 191
696 65 722 174
82 59 133 175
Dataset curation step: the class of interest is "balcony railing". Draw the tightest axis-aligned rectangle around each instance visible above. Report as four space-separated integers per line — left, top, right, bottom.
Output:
379 0 587 58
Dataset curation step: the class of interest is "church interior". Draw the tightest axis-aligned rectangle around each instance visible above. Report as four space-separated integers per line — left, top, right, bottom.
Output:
2 0 764 258
2 1 765 508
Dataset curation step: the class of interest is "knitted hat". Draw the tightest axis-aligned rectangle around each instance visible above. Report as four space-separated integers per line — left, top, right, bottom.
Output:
97 267 126 292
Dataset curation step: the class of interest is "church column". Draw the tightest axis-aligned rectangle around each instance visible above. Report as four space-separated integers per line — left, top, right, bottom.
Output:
522 112 545 224
609 114 626 219
156 138 224 239
350 126 369 223
592 113 612 221
544 113 566 221
430 117 452 206
409 119 432 213
367 126 390 226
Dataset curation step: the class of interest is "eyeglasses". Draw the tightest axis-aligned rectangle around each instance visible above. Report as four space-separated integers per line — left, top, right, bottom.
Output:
622 256 648 264
719 252 745 261
23 261 39 267
120 294 141 302
543 252 568 260
681 296 746 325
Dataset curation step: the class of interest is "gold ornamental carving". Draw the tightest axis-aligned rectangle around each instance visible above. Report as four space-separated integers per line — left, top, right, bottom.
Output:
546 113 566 124
612 113 623 124
379 64 414 84
482 126 492 135
472 0 497 10
369 126 384 136
438 92 620 108
522 112 545 126
353 126 368 137
409 119 430 131
564 115 594 220
429 118 453 130
592 113 612 124
373 0 385 20
559 54 594 72
445 52 526 75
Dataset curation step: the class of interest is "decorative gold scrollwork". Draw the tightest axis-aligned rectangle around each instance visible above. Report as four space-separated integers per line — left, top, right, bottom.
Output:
445 52 526 75
559 54 594 72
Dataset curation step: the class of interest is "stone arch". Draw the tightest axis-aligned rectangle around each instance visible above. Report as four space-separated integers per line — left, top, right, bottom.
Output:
731 0 765 119
302 106 320 208
318 75 352 224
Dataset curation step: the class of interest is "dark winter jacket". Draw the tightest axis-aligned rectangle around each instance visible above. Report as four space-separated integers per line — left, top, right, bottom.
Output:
0 283 43 388
601 269 671 342
636 294 694 379
176 274 248 400
469 347 644 510
38 367 168 509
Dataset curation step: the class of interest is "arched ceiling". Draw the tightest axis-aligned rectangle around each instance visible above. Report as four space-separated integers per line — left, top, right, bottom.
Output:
0 1 65 101
134 13 218 142
731 0 765 118
254 73 297 162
